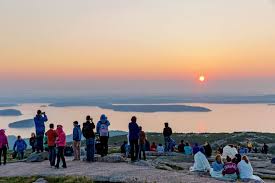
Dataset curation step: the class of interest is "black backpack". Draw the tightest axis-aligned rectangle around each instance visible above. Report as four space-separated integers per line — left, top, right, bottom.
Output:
82 123 90 139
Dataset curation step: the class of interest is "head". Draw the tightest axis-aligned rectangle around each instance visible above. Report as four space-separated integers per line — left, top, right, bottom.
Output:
131 116 137 123
152 142 156 145
100 114 107 122
31 133 35 137
73 121 79 127
216 154 222 163
139 126 142 131
37 110 42 115
186 142 190 146
49 123 54 129
17 135 21 140
165 123 169 128
0 129 5 135
226 156 232 163
181 140 184 144
123 141 127 145
205 141 209 146
86 115 91 121
242 156 249 164
56 125 63 133
159 144 162 146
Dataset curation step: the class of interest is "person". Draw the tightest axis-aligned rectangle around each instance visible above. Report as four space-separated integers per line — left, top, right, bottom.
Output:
34 110 48 152
129 116 140 162
145 140 151 151
238 156 264 182
204 142 212 158
163 123 172 152
233 153 242 164
178 140 185 153
221 156 239 181
150 142 157 152
29 133 36 153
222 145 238 159
210 154 224 178
184 142 193 155
217 145 223 155
82 115 96 162
247 141 253 153
13 136 27 160
55 125 67 169
157 144 165 153
96 114 110 157
192 143 200 155
121 141 127 155
44 135 49 152
72 121 82 161
46 123 58 167
139 126 146 160
190 150 211 172
262 143 269 154
0 129 9 165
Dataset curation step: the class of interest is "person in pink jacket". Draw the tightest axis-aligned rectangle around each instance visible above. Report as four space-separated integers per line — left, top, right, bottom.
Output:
0 129 9 165
55 125 67 169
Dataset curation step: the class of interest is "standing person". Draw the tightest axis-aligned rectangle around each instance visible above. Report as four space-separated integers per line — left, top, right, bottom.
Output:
46 123 58 167
262 143 269 154
82 115 96 162
55 125 67 169
128 116 140 162
13 136 27 160
96 114 110 157
0 129 9 165
139 126 146 160
72 121 82 161
29 133 36 153
34 110 48 153
163 122 172 152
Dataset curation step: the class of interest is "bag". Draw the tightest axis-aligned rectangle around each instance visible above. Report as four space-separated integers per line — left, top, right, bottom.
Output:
99 123 109 137
82 123 90 139
12 151 18 159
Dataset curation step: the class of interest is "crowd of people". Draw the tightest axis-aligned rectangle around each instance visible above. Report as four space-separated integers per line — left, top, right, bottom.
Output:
0 109 271 182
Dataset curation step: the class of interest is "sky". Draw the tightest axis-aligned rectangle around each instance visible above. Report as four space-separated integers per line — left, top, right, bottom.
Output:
0 0 275 97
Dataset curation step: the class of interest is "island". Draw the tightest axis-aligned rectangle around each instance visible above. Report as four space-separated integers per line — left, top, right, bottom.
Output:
0 109 22 116
9 119 34 128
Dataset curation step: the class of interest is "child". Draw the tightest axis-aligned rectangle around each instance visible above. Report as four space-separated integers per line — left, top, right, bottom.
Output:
13 136 27 160
29 133 36 153
46 124 58 167
73 121 82 161
55 125 67 169
139 126 146 160
157 144 165 153
0 129 9 165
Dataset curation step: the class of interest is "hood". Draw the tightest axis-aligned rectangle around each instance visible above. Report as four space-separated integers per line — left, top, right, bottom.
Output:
100 114 108 123
0 129 5 135
56 125 64 134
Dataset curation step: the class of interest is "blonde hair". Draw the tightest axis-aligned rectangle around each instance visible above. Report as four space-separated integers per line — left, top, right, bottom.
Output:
215 154 223 164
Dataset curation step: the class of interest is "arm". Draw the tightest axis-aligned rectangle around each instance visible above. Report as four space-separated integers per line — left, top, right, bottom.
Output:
24 141 27 150
96 122 100 134
13 141 17 151
43 114 48 122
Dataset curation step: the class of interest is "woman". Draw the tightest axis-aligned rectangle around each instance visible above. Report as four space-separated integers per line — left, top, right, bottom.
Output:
0 129 9 165
150 142 157 152
204 142 212 158
210 154 224 178
184 142 193 155
190 151 211 172
238 156 264 182
221 156 239 181
29 133 36 153
55 125 67 169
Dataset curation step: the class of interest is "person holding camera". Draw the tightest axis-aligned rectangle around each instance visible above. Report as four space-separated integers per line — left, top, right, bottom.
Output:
34 110 48 153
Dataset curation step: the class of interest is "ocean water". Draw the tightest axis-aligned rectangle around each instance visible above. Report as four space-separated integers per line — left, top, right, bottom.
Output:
1 103 275 138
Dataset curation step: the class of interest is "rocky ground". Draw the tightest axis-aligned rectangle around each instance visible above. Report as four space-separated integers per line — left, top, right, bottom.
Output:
1 152 275 183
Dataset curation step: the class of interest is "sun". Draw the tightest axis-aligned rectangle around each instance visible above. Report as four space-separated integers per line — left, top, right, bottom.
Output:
199 75 205 82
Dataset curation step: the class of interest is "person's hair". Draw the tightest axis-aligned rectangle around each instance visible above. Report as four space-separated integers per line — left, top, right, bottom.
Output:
165 122 169 127
73 121 78 125
216 154 222 164
31 133 35 137
17 135 21 139
152 142 156 145
181 140 184 143
37 110 42 115
186 142 190 146
49 123 54 129
242 156 249 164
159 144 162 146
131 116 137 123
226 156 232 162
86 115 91 121
139 126 142 130
123 141 127 144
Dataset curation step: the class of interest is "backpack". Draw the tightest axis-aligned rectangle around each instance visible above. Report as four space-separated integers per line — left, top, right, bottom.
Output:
82 123 90 139
99 122 109 137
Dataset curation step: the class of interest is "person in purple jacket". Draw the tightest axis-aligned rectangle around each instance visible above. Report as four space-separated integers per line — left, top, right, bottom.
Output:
128 116 140 162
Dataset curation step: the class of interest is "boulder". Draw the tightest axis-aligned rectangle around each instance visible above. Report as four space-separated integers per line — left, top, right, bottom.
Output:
95 154 127 163
33 178 48 183
26 152 48 162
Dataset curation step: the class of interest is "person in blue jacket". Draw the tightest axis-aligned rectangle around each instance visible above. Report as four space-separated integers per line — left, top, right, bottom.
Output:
34 110 48 153
13 136 27 160
96 114 110 157
73 121 82 161
128 116 140 162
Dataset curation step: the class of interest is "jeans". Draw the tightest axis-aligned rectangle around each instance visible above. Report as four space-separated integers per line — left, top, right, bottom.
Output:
55 146 66 168
99 136 109 157
73 141 81 160
48 146 56 166
36 134 44 152
86 138 95 162
164 136 171 152
130 139 139 161
31 145 36 153
0 145 7 165
139 144 146 160
18 151 24 160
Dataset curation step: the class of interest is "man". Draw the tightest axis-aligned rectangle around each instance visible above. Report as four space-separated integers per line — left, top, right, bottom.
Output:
46 123 58 167
129 116 140 162
262 143 269 154
73 121 82 161
13 136 27 160
96 114 110 157
82 116 95 162
34 110 48 152
163 122 172 152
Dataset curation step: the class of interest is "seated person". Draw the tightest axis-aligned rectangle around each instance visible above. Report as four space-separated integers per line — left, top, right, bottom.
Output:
192 143 200 155
233 153 242 164
157 144 165 153
204 142 212 158
220 156 239 181
210 154 224 178
184 142 193 155
150 142 157 152
190 150 211 172
238 156 264 183
222 145 238 159
121 141 127 155
178 140 185 153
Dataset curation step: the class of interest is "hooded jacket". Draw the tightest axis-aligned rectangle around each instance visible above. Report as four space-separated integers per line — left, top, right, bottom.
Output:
96 114 110 137
56 126 66 147
0 129 8 148
73 125 82 141
13 139 27 152
129 121 140 141
34 114 48 135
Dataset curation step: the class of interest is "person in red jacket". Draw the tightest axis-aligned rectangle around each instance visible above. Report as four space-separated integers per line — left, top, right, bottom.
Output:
46 124 58 167
55 125 67 169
